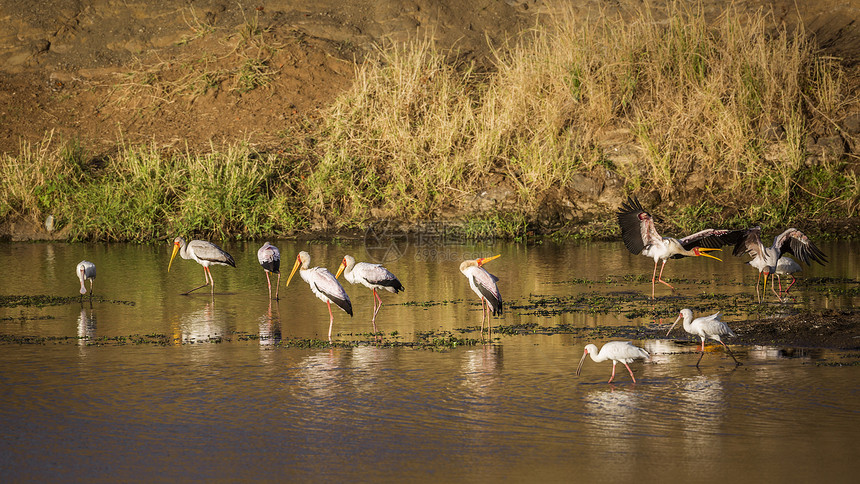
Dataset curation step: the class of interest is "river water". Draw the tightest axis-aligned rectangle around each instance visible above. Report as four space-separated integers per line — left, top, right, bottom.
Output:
1 239 858 482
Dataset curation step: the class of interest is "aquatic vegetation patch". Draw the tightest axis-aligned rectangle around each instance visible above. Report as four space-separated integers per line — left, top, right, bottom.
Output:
414 330 481 350
0 315 56 322
0 295 136 308
1 295 80 308
400 299 461 308
510 289 804 322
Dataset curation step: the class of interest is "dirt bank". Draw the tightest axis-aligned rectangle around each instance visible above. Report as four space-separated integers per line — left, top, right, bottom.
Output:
2 0 860 243
3 1 858 153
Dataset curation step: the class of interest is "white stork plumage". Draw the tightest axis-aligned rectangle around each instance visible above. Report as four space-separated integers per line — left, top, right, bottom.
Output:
257 242 281 300
459 254 502 337
732 227 827 303
667 308 740 367
286 251 353 342
335 255 404 333
576 341 650 383
76 260 96 303
617 196 743 299
168 236 236 295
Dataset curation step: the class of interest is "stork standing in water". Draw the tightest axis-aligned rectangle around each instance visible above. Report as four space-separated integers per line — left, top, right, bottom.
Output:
459 255 502 338
732 227 827 303
168 237 236 295
257 242 281 300
286 251 352 342
76 260 96 303
667 308 741 367
576 341 650 383
617 196 743 299
335 255 404 333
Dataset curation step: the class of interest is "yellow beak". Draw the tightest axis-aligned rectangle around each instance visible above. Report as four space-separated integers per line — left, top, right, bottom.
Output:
478 254 501 267
697 247 722 262
286 257 301 286
335 260 346 279
168 243 180 272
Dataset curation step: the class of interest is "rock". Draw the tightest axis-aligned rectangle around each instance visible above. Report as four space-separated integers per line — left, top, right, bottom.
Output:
604 145 644 175
842 113 860 134
568 174 602 199
806 135 846 165
818 136 846 157
760 122 785 141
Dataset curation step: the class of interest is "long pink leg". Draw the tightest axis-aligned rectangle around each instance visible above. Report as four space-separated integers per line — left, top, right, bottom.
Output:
265 271 272 299
784 276 796 296
371 288 382 333
182 267 212 295
656 260 675 290
486 298 493 339
480 297 487 334
327 300 334 342
275 273 281 300
651 261 658 299
608 361 617 383
769 273 783 302
210 267 216 294
755 271 762 303
624 362 637 383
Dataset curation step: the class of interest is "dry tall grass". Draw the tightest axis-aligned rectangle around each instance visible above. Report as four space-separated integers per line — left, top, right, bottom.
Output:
309 2 853 227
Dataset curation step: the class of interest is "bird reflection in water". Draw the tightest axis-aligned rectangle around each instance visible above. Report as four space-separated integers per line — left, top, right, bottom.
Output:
258 300 282 346
298 349 345 401
583 385 642 460
178 301 225 344
461 345 503 397
77 306 97 347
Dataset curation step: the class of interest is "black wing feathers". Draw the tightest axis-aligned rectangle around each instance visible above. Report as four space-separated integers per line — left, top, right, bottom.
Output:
617 196 648 255
315 282 353 316
376 277 405 293
473 276 503 316
779 230 828 265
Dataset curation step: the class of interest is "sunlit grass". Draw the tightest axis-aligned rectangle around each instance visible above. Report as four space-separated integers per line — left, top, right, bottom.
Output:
1 2 857 241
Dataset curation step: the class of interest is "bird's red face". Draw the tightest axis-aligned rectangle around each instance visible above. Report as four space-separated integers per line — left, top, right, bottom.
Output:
286 255 302 287
693 247 722 262
168 240 181 272
477 254 501 267
335 257 348 279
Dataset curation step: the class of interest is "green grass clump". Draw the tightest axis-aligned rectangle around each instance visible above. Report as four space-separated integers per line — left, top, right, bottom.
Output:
0 137 305 241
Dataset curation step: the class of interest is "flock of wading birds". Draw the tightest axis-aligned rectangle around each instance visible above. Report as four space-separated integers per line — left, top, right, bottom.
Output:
73 197 829 383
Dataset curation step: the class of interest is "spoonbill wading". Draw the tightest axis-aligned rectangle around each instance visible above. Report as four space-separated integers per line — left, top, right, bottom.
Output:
732 227 827 303
258 242 281 300
336 255 404 333
667 309 741 367
76 260 96 303
286 251 353 342
168 237 236 295
617 196 743 299
459 255 502 338
576 341 650 383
